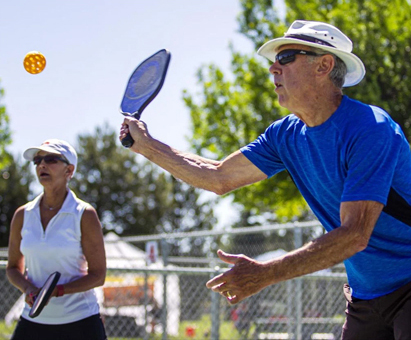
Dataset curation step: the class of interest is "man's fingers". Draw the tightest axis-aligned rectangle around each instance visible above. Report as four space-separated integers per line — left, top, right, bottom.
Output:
206 273 225 289
216 249 240 265
123 116 138 124
120 123 129 132
206 250 242 289
206 250 262 305
205 277 241 304
222 290 239 304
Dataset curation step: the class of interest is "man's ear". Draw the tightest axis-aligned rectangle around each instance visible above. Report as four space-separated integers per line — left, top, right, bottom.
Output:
316 54 335 77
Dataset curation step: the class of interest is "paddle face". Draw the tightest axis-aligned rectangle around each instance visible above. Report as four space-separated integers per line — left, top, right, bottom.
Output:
29 271 61 318
120 49 171 148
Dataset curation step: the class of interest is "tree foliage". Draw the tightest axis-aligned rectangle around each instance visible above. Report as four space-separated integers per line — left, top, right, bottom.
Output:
0 80 12 169
183 0 411 223
69 124 216 248
239 0 411 136
0 154 34 247
0 79 27 247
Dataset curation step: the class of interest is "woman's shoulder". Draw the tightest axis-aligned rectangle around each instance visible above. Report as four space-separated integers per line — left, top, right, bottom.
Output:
13 205 27 219
23 193 43 212
67 190 94 211
68 190 99 221
10 205 28 233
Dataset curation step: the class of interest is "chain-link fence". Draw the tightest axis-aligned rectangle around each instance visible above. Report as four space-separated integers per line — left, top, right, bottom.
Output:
0 221 347 340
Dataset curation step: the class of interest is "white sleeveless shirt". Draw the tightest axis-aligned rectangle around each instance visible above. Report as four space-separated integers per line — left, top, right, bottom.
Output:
20 190 100 324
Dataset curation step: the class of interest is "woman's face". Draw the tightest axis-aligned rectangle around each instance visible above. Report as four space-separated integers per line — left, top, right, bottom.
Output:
34 151 73 186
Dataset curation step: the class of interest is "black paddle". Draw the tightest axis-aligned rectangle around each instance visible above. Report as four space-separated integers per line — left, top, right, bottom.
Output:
29 271 61 318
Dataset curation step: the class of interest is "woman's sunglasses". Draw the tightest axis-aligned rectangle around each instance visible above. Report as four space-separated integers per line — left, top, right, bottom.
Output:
276 49 319 65
33 154 70 166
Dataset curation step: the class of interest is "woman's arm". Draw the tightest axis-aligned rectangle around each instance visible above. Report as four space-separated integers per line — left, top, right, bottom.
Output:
52 206 106 297
6 206 39 306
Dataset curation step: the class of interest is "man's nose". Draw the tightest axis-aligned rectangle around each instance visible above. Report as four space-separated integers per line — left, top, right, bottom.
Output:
269 62 281 75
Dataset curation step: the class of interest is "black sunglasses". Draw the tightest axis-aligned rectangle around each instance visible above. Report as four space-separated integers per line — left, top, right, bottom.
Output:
33 154 70 166
276 49 319 65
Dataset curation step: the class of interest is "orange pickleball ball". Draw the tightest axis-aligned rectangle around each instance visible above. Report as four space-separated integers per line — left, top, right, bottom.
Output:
23 51 46 74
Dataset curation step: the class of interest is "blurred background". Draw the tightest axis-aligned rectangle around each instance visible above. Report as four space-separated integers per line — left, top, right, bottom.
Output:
1 0 411 338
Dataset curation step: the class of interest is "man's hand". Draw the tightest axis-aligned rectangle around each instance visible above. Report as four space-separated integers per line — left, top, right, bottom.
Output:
206 201 384 305
119 117 152 153
206 249 269 304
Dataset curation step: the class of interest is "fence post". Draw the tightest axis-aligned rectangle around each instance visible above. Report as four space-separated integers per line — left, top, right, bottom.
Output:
286 280 294 338
143 272 149 340
161 238 169 340
294 227 303 340
210 265 221 340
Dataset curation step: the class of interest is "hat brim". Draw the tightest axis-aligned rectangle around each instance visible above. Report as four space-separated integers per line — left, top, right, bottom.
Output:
23 146 62 161
257 37 366 87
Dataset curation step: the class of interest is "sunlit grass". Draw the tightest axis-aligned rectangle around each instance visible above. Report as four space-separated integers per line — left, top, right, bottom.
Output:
0 314 252 340
0 320 15 339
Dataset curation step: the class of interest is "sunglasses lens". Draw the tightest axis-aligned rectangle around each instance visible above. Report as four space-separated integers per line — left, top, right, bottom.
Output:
33 156 42 165
277 51 297 65
44 155 59 164
33 155 62 165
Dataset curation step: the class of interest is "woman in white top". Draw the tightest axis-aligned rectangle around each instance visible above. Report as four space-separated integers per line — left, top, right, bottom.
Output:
7 139 107 340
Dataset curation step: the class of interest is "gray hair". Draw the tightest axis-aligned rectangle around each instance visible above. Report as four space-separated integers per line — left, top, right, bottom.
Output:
308 47 347 89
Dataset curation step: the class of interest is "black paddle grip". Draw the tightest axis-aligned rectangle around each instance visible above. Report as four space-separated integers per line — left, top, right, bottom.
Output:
121 133 134 148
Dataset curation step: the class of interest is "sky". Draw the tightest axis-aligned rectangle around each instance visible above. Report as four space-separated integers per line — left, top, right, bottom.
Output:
0 0 264 227
0 1 285 228
0 0 257 158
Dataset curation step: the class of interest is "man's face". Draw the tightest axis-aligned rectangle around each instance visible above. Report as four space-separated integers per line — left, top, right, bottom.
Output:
269 44 320 113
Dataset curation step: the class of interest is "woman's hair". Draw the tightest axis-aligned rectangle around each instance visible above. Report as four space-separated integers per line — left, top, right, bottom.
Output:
308 46 347 89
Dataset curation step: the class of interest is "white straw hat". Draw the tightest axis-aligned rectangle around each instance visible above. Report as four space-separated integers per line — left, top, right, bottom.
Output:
257 20 366 87
23 139 78 175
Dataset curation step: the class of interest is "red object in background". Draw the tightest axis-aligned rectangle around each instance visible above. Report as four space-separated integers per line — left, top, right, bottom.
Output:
185 326 196 337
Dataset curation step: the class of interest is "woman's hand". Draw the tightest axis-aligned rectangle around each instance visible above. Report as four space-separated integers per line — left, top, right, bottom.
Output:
25 286 40 307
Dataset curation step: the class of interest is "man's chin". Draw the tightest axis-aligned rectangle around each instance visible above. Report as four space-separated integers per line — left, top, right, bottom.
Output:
276 95 288 109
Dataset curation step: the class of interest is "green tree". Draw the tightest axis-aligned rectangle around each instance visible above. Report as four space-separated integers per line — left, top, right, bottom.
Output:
0 80 12 169
0 154 34 247
183 0 411 223
239 0 411 137
0 79 30 247
70 124 216 247
161 177 217 257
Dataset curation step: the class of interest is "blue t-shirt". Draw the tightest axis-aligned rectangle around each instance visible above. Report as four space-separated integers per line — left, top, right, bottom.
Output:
241 95 411 299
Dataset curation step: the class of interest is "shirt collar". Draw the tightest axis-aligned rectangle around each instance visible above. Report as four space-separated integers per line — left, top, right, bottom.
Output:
26 189 79 214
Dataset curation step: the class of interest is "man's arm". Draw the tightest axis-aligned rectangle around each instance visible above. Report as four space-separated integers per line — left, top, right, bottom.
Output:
206 200 383 304
120 117 267 194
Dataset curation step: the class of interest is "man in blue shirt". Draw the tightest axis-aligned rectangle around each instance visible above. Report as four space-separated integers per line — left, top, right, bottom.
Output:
120 21 411 339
